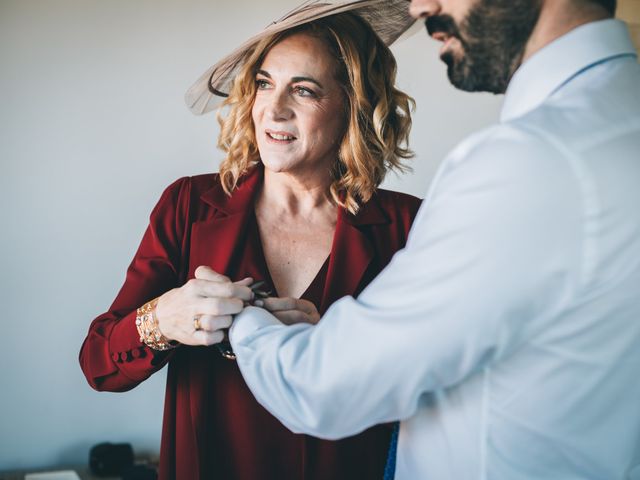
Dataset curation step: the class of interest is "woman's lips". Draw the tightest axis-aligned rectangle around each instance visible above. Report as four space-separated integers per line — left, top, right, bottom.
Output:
265 130 297 143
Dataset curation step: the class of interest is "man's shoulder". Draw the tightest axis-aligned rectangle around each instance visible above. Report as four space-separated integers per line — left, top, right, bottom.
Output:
426 121 582 215
445 122 563 173
513 57 640 154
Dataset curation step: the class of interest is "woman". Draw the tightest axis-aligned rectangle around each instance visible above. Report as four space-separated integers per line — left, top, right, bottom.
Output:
80 1 420 479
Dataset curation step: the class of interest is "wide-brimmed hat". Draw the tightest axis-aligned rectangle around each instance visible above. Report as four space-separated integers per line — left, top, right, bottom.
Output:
185 0 416 116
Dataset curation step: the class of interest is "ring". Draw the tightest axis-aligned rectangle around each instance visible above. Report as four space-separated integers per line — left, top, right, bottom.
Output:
193 316 202 331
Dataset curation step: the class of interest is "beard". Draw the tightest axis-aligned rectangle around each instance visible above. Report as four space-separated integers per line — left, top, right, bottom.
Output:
426 0 542 94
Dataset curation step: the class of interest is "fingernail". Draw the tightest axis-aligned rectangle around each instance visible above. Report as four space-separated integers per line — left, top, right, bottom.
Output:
254 300 264 307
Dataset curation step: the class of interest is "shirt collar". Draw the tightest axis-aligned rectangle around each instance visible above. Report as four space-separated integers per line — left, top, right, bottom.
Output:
500 19 637 122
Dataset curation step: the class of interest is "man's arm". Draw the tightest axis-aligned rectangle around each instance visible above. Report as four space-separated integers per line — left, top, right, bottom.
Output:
230 127 580 439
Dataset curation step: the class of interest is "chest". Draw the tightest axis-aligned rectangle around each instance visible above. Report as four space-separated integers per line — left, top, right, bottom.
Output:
257 216 335 299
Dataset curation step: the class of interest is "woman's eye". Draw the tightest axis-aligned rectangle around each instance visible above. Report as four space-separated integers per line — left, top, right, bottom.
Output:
256 79 271 89
293 86 315 97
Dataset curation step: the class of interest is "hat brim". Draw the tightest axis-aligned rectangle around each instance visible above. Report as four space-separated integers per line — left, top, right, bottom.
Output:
185 0 416 115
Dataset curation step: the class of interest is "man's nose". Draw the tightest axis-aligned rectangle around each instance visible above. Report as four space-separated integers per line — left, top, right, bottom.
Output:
409 0 441 19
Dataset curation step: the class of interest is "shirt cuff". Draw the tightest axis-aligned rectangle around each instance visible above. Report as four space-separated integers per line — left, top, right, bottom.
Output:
230 306 283 346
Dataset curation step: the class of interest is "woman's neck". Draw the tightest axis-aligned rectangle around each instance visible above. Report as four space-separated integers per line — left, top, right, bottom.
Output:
257 167 336 220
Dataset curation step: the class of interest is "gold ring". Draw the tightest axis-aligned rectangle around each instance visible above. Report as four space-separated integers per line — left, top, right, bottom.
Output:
193 316 202 331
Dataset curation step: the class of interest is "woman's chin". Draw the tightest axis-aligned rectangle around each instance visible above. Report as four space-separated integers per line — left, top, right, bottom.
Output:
261 163 288 174
260 159 295 174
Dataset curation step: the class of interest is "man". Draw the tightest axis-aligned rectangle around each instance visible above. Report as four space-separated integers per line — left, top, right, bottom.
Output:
228 0 640 478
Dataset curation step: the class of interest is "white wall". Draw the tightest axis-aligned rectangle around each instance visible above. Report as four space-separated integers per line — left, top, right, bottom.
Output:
0 0 502 471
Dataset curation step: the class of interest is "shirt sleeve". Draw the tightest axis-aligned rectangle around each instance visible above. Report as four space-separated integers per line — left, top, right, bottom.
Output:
79 177 191 392
230 126 581 439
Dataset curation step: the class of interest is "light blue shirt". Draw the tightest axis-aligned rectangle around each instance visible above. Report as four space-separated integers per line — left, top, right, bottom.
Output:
230 19 640 479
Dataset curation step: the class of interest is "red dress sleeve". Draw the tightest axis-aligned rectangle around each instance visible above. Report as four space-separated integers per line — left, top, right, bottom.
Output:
79 177 192 392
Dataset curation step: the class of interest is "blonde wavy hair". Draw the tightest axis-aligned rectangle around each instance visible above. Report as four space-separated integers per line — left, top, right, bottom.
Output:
217 12 414 214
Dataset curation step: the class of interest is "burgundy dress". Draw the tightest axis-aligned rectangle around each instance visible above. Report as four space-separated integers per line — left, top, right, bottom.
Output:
79 166 421 480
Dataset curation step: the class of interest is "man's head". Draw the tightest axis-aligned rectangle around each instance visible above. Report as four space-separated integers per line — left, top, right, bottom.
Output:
409 0 617 94
594 0 616 15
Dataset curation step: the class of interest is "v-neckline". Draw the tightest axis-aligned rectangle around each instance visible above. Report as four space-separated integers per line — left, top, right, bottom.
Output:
251 210 331 301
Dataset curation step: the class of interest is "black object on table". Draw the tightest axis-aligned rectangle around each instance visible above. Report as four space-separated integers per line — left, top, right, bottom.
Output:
89 443 134 477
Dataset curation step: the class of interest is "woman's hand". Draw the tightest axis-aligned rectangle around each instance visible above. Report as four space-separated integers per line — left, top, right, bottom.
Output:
155 266 254 346
254 297 320 325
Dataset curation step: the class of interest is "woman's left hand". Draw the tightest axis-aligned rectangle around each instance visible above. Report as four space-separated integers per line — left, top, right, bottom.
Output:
254 297 320 325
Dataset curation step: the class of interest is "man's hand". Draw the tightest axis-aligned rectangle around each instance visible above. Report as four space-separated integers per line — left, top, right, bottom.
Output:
254 297 320 325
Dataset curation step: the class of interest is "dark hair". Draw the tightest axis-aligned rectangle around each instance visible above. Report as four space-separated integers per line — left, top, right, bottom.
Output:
591 0 616 15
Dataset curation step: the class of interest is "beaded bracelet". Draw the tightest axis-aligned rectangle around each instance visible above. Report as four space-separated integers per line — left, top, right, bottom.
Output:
135 298 178 351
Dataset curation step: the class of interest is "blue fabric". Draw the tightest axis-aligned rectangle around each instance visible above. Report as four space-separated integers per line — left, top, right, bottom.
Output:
383 422 400 480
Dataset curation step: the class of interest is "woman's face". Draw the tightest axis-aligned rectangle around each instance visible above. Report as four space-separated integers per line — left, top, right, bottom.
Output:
252 32 346 180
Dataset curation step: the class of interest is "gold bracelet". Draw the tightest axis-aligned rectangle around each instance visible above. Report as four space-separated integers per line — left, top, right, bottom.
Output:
135 298 178 351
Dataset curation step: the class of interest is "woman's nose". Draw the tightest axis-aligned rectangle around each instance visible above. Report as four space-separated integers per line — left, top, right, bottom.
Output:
409 0 441 19
266 91 293 121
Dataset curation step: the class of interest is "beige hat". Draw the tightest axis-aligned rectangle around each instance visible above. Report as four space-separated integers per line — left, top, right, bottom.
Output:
185 0 416 115
617 0 640 50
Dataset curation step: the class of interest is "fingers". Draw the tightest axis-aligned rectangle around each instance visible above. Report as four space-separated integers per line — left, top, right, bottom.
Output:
194 265 253 290
179 314 232 346
196 314 233 332
271 310 314 325
193 296 245 317
155 270 256 347
187 278 254 302
235 277 254 287
178 314 233 346
256 297 321 325
194 265 229 282
258 297 317 315
192 329 225 346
